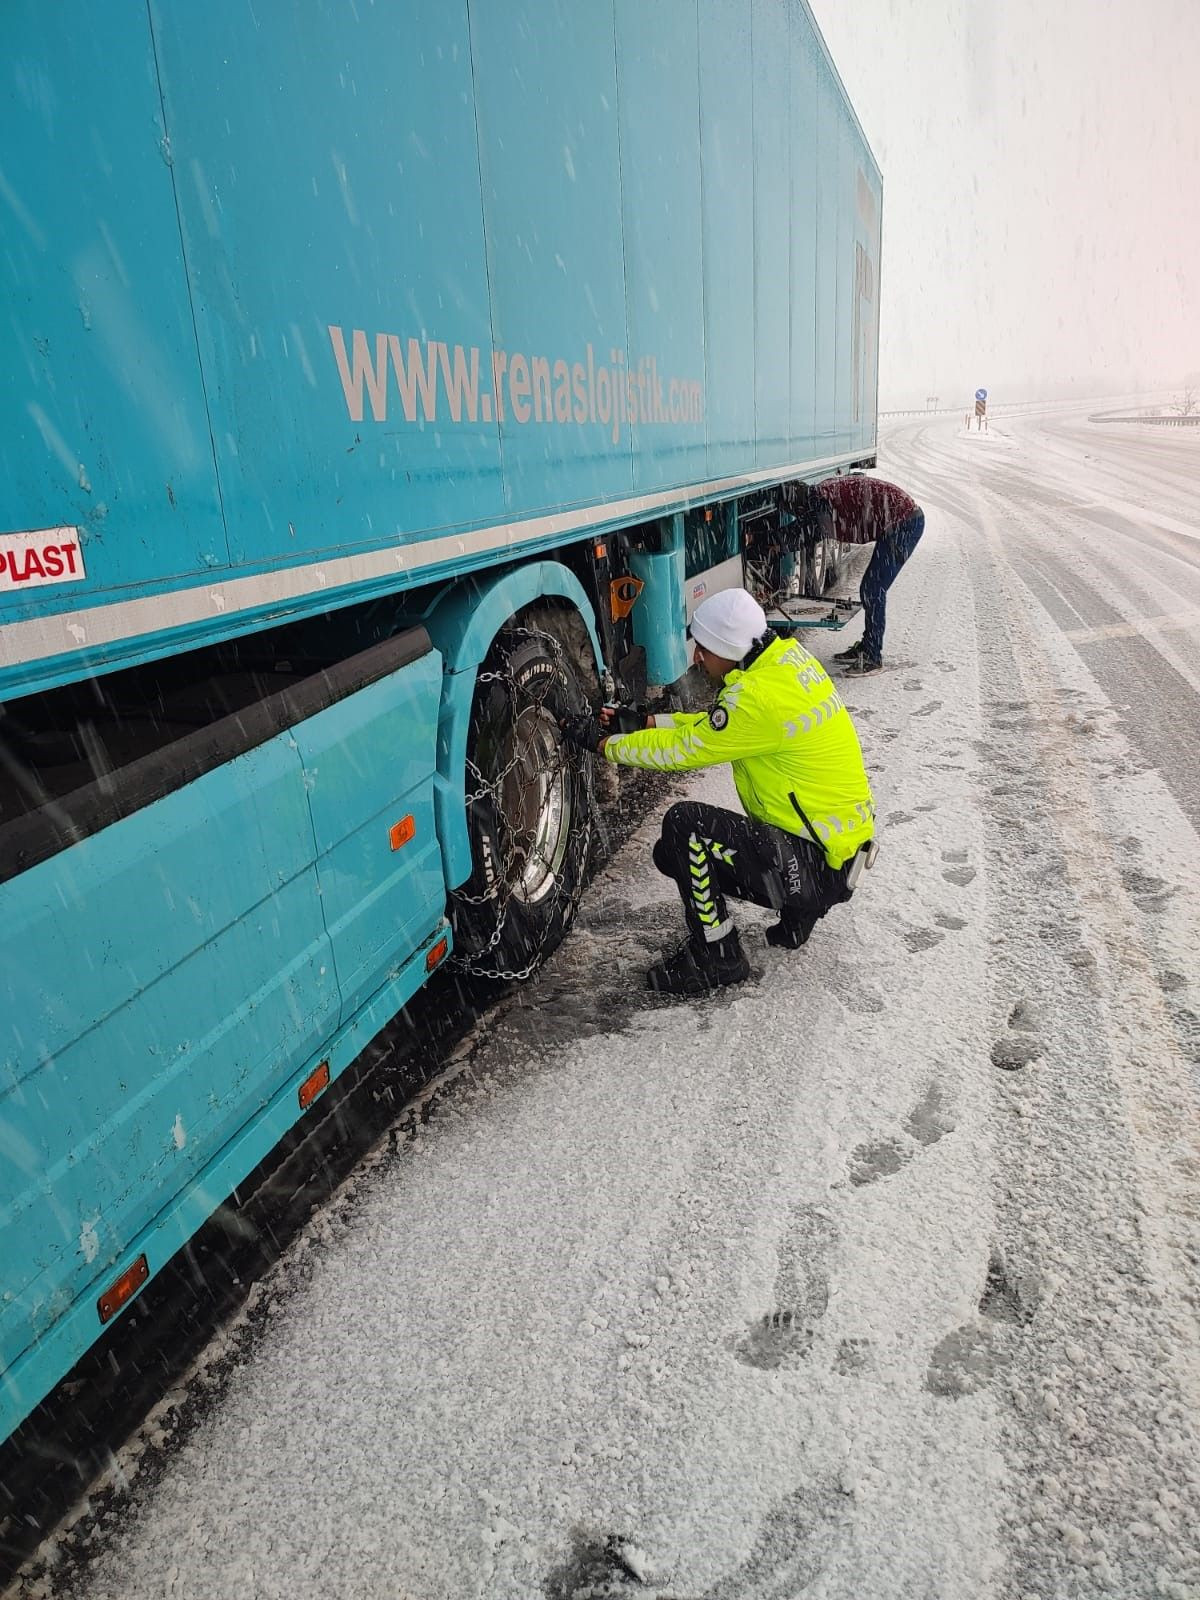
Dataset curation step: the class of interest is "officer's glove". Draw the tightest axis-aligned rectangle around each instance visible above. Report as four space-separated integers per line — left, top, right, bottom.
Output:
559 711 606 754
601 702 650 735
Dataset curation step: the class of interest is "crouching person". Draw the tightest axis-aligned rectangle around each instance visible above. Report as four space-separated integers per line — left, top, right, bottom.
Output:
561 588 877 996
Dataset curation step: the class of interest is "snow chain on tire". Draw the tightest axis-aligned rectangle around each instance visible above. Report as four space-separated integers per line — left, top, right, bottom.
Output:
450 622 597 982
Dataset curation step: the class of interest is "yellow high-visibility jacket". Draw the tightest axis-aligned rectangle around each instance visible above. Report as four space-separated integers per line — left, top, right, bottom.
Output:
603 634 875 868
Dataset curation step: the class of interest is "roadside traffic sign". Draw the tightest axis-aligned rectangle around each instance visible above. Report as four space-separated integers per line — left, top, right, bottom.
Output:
975 388 988 402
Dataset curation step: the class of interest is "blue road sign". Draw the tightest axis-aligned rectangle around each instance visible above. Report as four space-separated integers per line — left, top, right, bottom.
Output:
975 388 988 402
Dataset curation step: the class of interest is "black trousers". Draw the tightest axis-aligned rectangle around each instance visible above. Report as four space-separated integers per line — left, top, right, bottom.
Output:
652 800 852 944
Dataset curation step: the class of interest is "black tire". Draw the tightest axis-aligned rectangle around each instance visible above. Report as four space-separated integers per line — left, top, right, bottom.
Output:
450 616 595 980
803 534 840 597
824 537 842 591
802 534 826 598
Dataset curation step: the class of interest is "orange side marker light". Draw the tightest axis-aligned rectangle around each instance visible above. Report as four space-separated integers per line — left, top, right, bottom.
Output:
299 1059 331 1111
426 936 449 972
389 815 416 851
98 1254 150 1325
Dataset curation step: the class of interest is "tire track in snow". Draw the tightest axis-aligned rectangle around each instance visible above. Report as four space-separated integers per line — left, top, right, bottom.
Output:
968 479 1200 1598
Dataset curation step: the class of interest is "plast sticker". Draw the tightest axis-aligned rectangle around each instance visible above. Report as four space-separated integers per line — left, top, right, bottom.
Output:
0 527 86 592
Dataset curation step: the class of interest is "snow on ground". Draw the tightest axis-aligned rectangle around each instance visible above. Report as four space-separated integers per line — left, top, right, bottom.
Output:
11 410 1200 1600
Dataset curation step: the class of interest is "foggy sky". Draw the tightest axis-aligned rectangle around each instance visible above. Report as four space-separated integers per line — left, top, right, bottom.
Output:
807 0 1200 410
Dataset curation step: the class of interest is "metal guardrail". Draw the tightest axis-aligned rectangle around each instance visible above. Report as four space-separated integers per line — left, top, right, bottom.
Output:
879 394 1186 422
878 402 1103 420
1088 411 1200 427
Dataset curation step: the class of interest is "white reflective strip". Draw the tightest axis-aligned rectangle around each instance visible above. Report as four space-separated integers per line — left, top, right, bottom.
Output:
704 918 734 944
2 448 866 672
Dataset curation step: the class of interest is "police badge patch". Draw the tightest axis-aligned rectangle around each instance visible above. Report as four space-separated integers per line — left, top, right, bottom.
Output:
709 705 729 730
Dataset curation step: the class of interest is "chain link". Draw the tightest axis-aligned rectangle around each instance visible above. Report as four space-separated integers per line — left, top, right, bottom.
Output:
450 625 596 981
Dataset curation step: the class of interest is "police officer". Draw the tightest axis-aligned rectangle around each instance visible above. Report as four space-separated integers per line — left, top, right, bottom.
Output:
562 588 876 995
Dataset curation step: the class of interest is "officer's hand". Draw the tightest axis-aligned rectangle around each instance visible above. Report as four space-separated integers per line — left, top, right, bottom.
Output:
599 703 651 734
559 711 606 754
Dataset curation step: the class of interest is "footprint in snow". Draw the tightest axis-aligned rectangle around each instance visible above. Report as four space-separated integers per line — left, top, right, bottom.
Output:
926 1247 1034 1400
991 998 1047 1070
843 988 884 1016
905 927 944 952
833 1337 875 1377
1120 865 1178 915
1008 997 1043 1032
925 1322 1011 1399
942 864 976 887
934 911 967 931
913 699 943 718
991 1036 1042 1071
978 1246 1038 1325
544 1531 655 1598
848 1083 956 1186
848 1137 910 1186
699 1483 848 1599
733 1204 834 1372
903 1081 958 1146
736 1308 815 1371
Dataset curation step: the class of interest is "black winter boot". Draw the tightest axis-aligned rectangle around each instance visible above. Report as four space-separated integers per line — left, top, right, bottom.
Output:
833 638 865 662
766 910 818 949
647 930 750 996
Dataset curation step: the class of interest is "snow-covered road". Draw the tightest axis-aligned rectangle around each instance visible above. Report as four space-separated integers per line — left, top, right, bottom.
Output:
14 410 1200 1600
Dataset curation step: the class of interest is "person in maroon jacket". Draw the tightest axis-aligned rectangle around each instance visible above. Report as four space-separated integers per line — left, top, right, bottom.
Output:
812 473 925 673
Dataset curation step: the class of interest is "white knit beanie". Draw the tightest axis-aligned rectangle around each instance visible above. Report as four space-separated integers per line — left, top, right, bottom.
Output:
689 588 769 662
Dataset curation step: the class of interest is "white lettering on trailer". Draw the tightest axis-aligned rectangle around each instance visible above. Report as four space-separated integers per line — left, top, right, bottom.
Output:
328 325 704 446
0 526 86 591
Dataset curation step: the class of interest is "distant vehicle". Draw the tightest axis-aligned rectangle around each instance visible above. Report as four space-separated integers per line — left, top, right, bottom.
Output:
0 0 880 1446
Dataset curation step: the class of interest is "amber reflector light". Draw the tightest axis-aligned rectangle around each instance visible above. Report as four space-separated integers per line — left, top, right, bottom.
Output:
299 1059 331 1110
389 815 416 851
98 1254 150 1324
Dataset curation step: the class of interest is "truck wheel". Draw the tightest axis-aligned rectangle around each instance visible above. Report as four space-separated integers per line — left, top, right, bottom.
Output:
451 616 595 980
825 538 842 590
802 534 827 598
803 534 840 597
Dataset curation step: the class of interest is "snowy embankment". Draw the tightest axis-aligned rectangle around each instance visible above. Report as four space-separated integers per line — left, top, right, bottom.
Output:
13 413 1200 1600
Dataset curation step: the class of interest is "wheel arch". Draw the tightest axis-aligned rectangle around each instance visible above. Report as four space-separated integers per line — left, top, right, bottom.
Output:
423 561 603 891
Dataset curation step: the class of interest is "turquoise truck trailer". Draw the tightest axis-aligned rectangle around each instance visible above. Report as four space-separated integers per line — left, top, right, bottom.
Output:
0 0 880 1446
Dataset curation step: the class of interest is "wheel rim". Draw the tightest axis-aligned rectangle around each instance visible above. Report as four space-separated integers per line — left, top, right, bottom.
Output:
498 704 573 905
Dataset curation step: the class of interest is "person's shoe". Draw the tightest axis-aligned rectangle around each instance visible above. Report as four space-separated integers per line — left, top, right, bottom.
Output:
846 654 883 675
765 910 818 950
833 638 865 662
647 931 750 996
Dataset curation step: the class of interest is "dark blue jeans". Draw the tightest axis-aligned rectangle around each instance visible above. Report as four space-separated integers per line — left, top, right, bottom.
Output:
861 511 925 660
